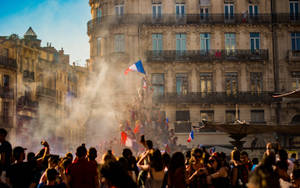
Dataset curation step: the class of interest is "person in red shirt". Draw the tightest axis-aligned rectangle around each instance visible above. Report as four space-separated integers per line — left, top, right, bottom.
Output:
66 144 98 188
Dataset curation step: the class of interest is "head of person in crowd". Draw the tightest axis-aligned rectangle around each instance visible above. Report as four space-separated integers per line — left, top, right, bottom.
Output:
291 153 297 162
208 156 220 171
45 168 58 185
150 149 163 172
185 150 191 165
252 158 259 165
48 155 59 168
146 140 153 150
102 150 117 164
76 144 87 159
88 147 97 161
100 160 137 188
122 148 133 160
13 146 26 163
162 152 171 169
65 152 73 161
219 152 228 167
240 151 249 164
0 128 7 143
292 168 300 188
27 152 35 163
60 157 72 172
118 157 130 173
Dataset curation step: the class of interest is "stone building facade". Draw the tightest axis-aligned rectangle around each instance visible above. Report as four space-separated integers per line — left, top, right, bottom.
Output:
0 28 88 151
88 0 300 149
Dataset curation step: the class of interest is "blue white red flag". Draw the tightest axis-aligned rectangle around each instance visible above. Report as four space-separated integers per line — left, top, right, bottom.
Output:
124 60 146 75
187 130 194 143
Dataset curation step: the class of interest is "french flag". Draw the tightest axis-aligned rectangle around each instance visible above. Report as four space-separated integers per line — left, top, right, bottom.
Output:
187 130 194 143
124 60 146 75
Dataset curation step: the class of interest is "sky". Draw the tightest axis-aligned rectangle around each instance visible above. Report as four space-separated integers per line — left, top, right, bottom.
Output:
0 0 91 66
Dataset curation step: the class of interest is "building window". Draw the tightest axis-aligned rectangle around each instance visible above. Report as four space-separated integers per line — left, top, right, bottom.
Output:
226 110 239 123
3 75 9 88
0 48 8 57
176 111 190 121
200 73 212 93
291 71 300 90
200 110 214 122
114 34 125 52
224 3 234 20
251 110 265 123
290 1 299 20
96 7 102 18
152 34 163 51
151 73 164 97
225 33 236 52
176 34 186 52
199 0 210 6
176 73 188 95
200 33 210 52
249 4 258 17
2 102 9 122
225 72 238 95
250 33 260 51
175 110 190 133
97 37 101 56
175 3 185 17
152 3 162 18
200 7 209 20
115 4 124 16
291 33 300 51
250 72 263 93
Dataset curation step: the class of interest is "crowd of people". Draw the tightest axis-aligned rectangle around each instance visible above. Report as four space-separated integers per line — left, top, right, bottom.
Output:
1 127 300 188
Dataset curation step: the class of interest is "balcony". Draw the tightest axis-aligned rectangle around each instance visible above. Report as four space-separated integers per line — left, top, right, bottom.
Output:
146 50 268 63
153 92 277 105
17 96 38 111
23 70 35 82
288 50 300 62
37 86 56 99
0 116 13 128
0 56 17 70
87 14 272 34
0 87 14 99
274 13 300 25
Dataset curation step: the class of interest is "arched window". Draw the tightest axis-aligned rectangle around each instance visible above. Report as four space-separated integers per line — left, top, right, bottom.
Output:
291 115 300 125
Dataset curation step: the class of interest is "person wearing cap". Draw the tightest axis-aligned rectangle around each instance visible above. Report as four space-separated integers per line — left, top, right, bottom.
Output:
6 146 35 188
66 144 98 188
0 128 12 172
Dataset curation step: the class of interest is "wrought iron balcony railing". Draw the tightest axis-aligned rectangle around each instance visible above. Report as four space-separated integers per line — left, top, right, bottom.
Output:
287 50 300 62
37 86 56 98
0 116 13 128
0 56 17 70
23 70 35 82
153 92 277 104
0 87 14 99
17 96 38 111
273 13 300 24
88 13 300 34
146 50 268 62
